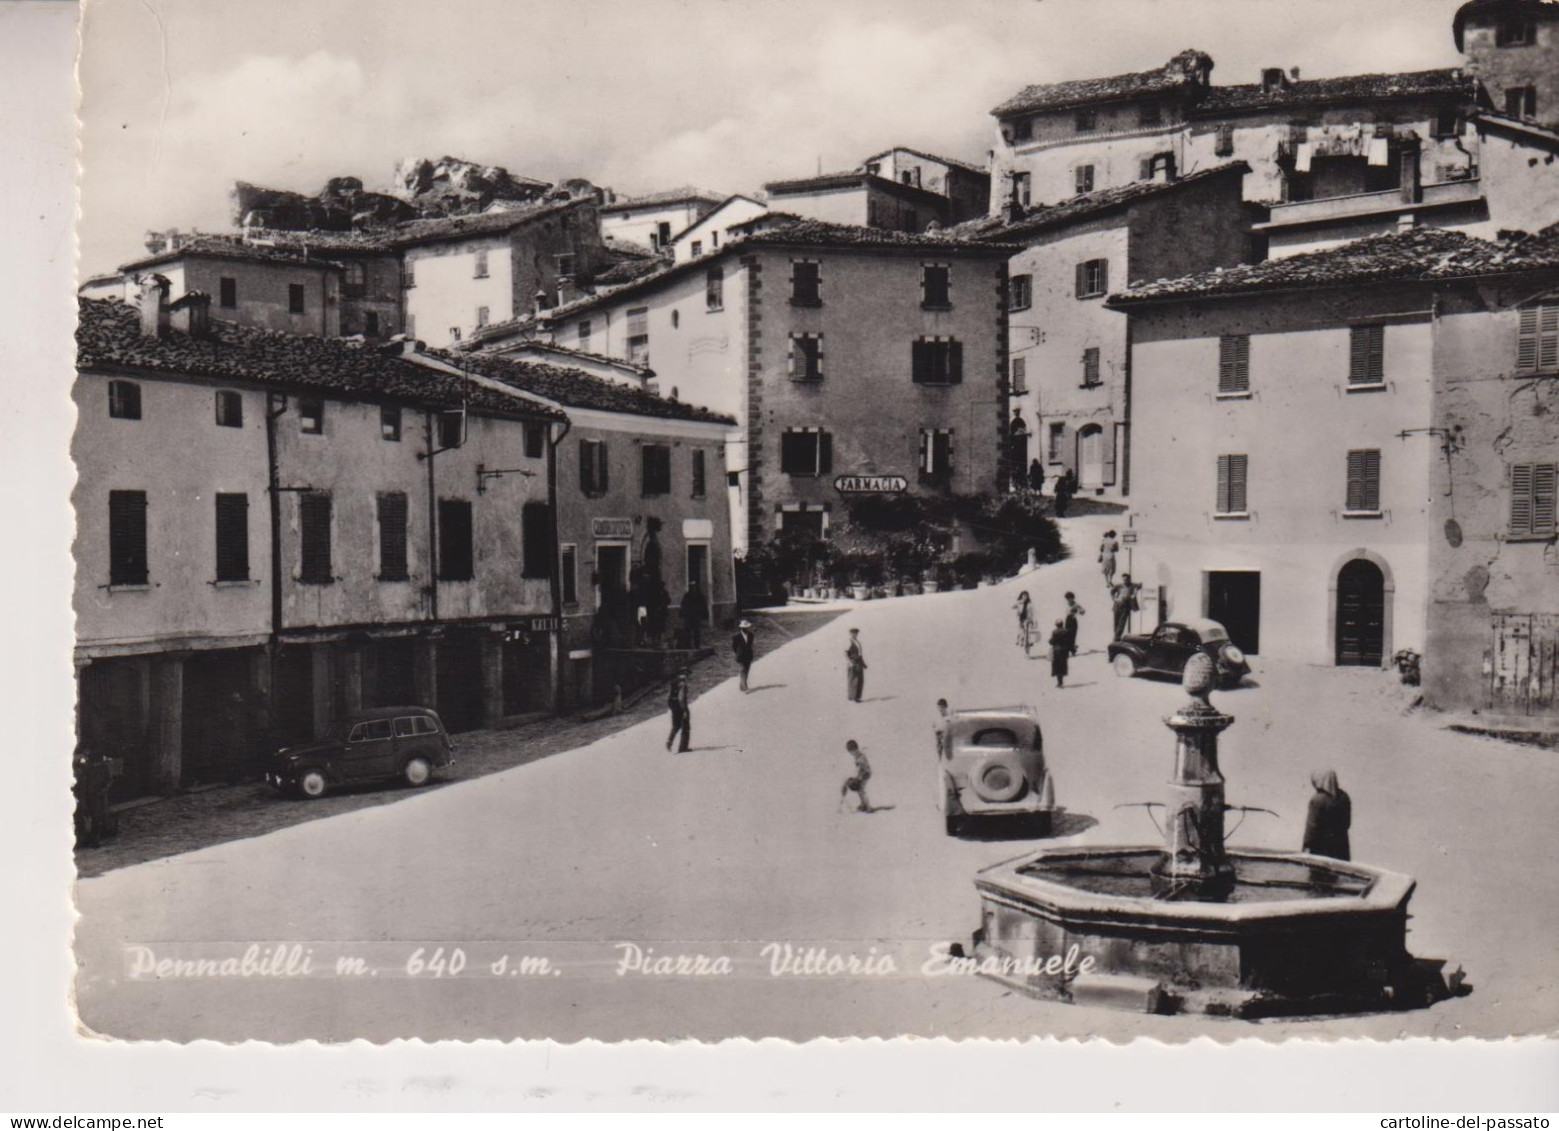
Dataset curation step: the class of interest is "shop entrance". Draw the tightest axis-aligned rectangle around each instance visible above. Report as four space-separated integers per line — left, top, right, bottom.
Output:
1206 570 1261 655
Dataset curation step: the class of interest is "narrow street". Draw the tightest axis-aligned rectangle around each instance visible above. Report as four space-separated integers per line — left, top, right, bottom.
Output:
74 515 1559 1042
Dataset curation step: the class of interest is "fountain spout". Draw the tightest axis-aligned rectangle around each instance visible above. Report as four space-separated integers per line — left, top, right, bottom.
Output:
1152 652 1236 900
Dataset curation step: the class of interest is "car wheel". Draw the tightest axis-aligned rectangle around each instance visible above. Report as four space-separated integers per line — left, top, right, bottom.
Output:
1113 654 1138 678
297 769 328 799
403 757 432 787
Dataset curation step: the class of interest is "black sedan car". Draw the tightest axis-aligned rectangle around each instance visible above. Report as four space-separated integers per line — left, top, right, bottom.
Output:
1107 617 1250 689
264 706 454 798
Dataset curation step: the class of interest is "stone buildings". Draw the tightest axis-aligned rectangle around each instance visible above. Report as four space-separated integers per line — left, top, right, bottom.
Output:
764 147 991 235
598 186 726 253
529 217 1017 553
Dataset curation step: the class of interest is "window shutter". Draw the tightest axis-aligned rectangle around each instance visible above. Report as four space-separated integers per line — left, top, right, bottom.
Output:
819 431 833 475
912 340 929 384
1219 335 1249 392
599 442 609 494
787 337 797 378
300 493 332 582
215 493 249 581
109 490 148 586
949 340 964 384
1521 303 1559 373
1139 158 1154 181
1216 455 1232 513
919 430 930 474
780 432 796 474
1075 262 1087 298
378 492 408 579
1346 450 1380 512
1097 259 1109 295
579 439 593 493
1363 449 1380 511
1349 326 1370 383
1534 463 1557 535
1229 454 1247 512
1511 463 1534 535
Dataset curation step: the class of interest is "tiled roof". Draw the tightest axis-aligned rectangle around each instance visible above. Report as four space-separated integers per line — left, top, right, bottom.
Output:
602 234 661 260
75 297 565 419
765 171 878 194
389 196 591 247
592 257 667 287
993 50 1211 118
424 348 736 426
120 235 347 272
864 146 989 176
240 228 397 254
466 338 656 378
956 162 1249 242
1197 67 1472 115
1107 225 1559 305
608 185 726 211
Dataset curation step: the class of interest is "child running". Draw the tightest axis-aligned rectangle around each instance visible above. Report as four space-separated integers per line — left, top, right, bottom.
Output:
838 739 874 814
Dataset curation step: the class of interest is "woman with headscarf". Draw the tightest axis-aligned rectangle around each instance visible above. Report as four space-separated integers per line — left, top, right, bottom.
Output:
1048 619 1070 689
1302 770 1352 861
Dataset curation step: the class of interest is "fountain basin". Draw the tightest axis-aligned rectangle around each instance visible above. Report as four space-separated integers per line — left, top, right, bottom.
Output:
972 846 1421 1017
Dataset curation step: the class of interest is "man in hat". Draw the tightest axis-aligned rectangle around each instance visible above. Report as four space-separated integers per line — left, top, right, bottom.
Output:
731 618 756 692
665 668 692 752
845 627 867 703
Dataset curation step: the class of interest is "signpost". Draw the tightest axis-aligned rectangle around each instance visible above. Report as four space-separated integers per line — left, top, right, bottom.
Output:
833 475 908 495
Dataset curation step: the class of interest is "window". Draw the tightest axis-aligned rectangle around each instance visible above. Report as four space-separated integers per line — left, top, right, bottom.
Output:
298 396 324 434
1497 19 1536 46
641 443 672 496
1517 301 1559 373
1218 334 1251 395
219 277 237 308
108 379 141 420
711 231 719 248
1509 462 1557 538
692 449 707 498
1010 356 1028 396
791 259 821 306
626 307 649 365
377 492 408 580
343 262 366 296
1216 454 1249 516
1074 258 1109 299
108 490 148 586
437 499 474 581
691 240 703 258
671 310 680 329
1433 107 1461 138
1138 101 1162 127
288 284 306 314
1047 422 1064 462
476 306 490 328
1141 152 1175 181
394 715 436 737
912 337 963 385
403 262 416 289
349 719 395 743
1074 165 1095 194
578 320 592 348
706 266 723 311
450 327 462 343
1009 273 1032 311
1215 123 1235 157
1013 118 1032 142
902 208 919 234
1075 108 1098 133
1012 172 1031 207
780 428 832 477
521 502 553 579
524 420 545 459
214 493 249 581
364 311 380 337
1345 449 1382 514
790 333 824 381
381 405 401 441
299 493 332 583
921 263 951 309
1082 347 1102 388
920 428 954 482
556 253 576 277
1506 85 1537 120
215 390 243 428
438 408 465 449
657 221 672 247
579 438 609 496
1348 324 1386 387
474 249 489 279
560 544 579 605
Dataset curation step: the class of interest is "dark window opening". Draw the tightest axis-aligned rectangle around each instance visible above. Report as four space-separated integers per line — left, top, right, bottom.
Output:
912 338 963 385
579 438 609 496
219 277 237 308
378 492 408 580
641 443 672 496
108 379 141 420
364 311 380 337
215 493 249 581
524 420 545 459
298 396 324 434
288 283 306 314
521 502 554 579
790 333 824 381
692 449 707 498
299 493 332 583
780 430 832 477
1075 108 1098 133
438 408 465 449
437 498 474 581
108 490 148 586
215 389 243 428
791 260 821 306
561 545 579 605
381 404 401 441
921 264 951 308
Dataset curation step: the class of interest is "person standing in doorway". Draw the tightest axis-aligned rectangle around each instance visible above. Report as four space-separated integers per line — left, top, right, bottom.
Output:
1098 530 1120 589
665 669 692 752
845 628 868 703
1054 469 1075 517
1303 770 1352 861
678 583 707 649
1063 591 1085 657
1111 574 1140 641
838 740 874 814
1027 458 1045 493
1048 619 1070 689
731 619 756 692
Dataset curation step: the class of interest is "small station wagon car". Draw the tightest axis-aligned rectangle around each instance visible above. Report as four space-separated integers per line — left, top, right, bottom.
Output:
1108 616 1250 689
264 706 454 798
939 706 1054 836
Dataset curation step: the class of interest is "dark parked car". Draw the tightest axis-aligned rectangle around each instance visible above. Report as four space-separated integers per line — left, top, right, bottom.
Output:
1108 617 1250 688
264 706 454 799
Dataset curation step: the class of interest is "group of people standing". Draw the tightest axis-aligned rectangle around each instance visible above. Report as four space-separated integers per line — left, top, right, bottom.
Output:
1009 527 1143 690
1023 459 1080 517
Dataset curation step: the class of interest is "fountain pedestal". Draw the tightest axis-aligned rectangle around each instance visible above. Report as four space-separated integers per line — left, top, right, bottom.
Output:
1152 665 1236 899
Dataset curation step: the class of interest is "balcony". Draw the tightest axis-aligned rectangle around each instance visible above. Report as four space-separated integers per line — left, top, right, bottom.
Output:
1256 178 1484 232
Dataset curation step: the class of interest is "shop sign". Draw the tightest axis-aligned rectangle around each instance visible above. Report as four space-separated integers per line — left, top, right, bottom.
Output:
833 475 908 495
592 518 633 540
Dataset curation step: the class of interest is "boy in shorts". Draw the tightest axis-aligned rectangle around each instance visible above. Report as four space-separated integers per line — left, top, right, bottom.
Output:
839 739 873 814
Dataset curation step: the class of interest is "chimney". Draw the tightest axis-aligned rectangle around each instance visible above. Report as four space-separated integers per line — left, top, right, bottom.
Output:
1399 140 1423 204
169 290 212 337
534 287 552 317
1289 66 1301 81
557 275 585 307
137 274 171 338
1261 68 1289 92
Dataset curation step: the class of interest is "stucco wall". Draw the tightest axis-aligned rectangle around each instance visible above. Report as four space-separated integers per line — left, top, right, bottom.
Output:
672 198 769 263
1425 278 1559 715
1470 125 1559 239
403 233 514 348
338 252 404 340
992 100 1186 210
180 256 339 337
73 371 271 655
1463 10 1559 131
1125 287 1438 663
601 201 711 251
765 187 870 227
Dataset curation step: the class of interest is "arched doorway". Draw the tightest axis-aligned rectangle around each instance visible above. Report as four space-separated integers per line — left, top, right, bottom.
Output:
1335 558 1386 666
1077 424 1104 489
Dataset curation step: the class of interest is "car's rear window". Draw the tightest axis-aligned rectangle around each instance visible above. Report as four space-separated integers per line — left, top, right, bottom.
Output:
970 727 1018 747
349 719 394 742
395 715 438 736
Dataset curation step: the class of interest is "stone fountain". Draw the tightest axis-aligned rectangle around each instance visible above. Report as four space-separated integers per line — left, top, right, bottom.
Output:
968 654 1435 1017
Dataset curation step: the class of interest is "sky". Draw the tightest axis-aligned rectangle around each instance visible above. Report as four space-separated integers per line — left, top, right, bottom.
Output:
77 0 1472 276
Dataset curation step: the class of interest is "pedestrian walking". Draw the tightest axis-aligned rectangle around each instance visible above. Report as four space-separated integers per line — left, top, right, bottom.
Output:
838 740 874 813
678 583 707 649
1013 590 1035 652
1302 770 1352 861
731 619 756 692
933 698 951 761
1098 530 1120 588
1048 619 1070 688
845 627 867 702
1027 458 1045 493
1063 591 1085 656
665 669 692 752
1054 468 1075 517
1111 574 1140 641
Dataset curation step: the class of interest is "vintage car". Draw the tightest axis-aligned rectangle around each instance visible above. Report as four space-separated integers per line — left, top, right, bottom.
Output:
939 706 1054 836
1107 616 1250 688
264 706 454 799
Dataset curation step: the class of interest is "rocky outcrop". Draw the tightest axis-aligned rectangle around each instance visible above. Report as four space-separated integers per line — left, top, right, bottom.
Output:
391 156 553 217
231 178 417 232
